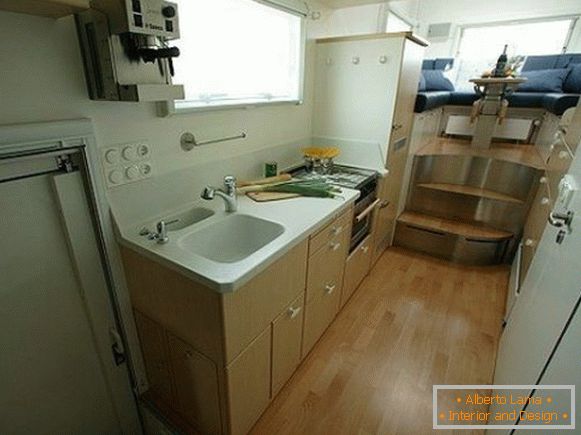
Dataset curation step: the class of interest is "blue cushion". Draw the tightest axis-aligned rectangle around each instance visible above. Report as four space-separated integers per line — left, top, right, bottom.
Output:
422 59 436 70
542 94 580 116
414 91 451 113
423 70 455 91
507 93 545 108
418 73 426 91
448 91 479 106
518 69 568 92
564 64 581 93
522 55 559 71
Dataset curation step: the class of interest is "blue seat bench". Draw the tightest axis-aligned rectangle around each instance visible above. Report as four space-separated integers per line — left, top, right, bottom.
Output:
415 55 581 116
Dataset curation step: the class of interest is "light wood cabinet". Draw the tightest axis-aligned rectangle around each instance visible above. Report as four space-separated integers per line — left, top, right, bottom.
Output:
302 274 342 357
169 334 222 435
341 236 372 307
226 328 271 435
520 179 551 285
302 208 352 356
134 311 175 408
272 293 305 397
0 0 89 18
390 39 425 145
123 208 357 434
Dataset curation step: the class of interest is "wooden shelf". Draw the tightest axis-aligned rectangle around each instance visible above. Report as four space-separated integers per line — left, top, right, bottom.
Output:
0 0 89 18
398 211 513 241
417 137 545 170
417 183 524 204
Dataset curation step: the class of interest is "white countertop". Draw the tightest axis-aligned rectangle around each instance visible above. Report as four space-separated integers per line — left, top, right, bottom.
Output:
118 188 359 293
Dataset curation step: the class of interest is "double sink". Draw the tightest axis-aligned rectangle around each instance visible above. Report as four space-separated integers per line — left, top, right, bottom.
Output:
155 207 285 264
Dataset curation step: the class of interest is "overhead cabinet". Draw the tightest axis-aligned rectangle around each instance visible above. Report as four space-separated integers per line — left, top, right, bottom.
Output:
0 0 89 18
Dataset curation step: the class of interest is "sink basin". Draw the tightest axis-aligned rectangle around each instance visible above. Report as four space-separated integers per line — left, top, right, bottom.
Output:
178 214 285 263
165 207 215 231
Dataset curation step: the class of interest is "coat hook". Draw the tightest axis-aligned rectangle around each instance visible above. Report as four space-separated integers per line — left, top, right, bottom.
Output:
379 55 388 64
352 56 360 65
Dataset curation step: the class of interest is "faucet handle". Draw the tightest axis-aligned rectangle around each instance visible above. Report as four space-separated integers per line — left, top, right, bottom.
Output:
201 186 215 200
224 175 236 187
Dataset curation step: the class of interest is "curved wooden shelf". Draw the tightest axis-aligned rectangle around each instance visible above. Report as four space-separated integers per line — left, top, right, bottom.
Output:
398 211 513 241
417 183 524 204
417 138 545 170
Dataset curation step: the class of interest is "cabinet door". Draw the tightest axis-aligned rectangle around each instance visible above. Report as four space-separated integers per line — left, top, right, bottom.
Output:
341 236 372 307
302 280 342 357
226 328 271 435
272 294 305 397
168 334 222 435
389 40 425 146
134 311 175 407
520 180 551 285
372 201 397 264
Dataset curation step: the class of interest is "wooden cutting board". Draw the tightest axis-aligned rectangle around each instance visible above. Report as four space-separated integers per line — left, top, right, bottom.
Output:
246 191 300 202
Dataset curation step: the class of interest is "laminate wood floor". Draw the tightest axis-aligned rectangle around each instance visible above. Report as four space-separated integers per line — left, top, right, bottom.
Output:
250 247 509 435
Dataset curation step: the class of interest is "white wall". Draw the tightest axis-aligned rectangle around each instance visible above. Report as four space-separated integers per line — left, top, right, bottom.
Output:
0 10 315 184
417 0 581 58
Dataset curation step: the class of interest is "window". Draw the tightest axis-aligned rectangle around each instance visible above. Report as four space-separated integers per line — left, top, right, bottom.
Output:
172 0 305 111
386 11 412 33
453 19 574 90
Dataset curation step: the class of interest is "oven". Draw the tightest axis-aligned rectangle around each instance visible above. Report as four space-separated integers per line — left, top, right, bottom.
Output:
350 177 379 252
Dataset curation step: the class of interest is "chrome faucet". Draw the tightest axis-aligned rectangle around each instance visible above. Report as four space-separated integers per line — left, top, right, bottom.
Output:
201 175 238 212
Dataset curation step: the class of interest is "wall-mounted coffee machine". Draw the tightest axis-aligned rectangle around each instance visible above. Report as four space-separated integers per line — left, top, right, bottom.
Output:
76 0 184 102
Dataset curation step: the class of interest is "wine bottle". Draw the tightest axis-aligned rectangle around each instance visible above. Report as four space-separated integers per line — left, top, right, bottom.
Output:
493 45 508 77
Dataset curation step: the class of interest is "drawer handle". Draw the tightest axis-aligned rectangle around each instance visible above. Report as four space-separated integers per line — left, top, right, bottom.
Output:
380 200 390 209
325 284 336 295
332 225 343 236
539 176 548 184
361 245 369 253
524 238 535 247
541 197 550 205
329 241 341 251
288 306 302 319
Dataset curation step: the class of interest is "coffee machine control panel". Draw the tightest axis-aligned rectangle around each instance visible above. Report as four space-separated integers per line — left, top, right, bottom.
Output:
90 0 180 39
126 0 179 39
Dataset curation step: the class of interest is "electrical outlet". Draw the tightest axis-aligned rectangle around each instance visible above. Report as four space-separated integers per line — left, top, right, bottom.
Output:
101 141 154 188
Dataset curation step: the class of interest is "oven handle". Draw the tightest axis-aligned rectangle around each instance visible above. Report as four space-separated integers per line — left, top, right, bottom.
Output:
355 198 380 223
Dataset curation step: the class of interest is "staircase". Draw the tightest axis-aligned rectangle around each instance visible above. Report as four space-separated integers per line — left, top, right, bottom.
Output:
394 138 545 265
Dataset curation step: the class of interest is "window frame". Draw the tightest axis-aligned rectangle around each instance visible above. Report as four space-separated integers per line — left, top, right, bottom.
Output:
161 1 307 116
453 15 579 59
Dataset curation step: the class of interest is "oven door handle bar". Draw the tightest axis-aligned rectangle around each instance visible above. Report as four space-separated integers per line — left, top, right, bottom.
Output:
355 198 380 223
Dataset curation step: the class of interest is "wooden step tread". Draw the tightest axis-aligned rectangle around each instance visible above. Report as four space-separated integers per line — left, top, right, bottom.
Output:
417 183 524 204
416 138 545 170
398 211 513 241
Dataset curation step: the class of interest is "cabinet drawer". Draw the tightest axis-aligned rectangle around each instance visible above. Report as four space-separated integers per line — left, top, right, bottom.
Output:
168 334 222 435
306 231 347 302
341 236 372 308
134 311 175 407
302 280 341 357
226 327 271 435
272 293 305 397
309 208 353 256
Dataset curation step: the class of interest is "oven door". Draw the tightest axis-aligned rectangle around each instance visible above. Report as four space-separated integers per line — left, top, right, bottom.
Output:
350 197 380 252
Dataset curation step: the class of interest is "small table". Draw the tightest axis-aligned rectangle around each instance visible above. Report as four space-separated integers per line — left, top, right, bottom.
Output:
469 77 526 149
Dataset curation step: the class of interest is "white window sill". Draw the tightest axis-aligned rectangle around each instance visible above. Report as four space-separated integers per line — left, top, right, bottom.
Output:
159 98 304 117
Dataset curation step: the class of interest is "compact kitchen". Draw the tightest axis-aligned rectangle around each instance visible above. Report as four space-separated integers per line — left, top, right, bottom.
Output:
1 0 581 434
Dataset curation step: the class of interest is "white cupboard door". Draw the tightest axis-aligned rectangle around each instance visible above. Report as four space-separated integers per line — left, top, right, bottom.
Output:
0 170 137 434
491 147 581 427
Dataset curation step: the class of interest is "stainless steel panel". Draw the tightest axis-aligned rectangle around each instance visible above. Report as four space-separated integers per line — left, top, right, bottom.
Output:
407 187 527 235
411 155 539 201
394 222 509 265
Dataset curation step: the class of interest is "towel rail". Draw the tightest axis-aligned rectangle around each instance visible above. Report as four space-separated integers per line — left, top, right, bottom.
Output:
180 131 247 150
